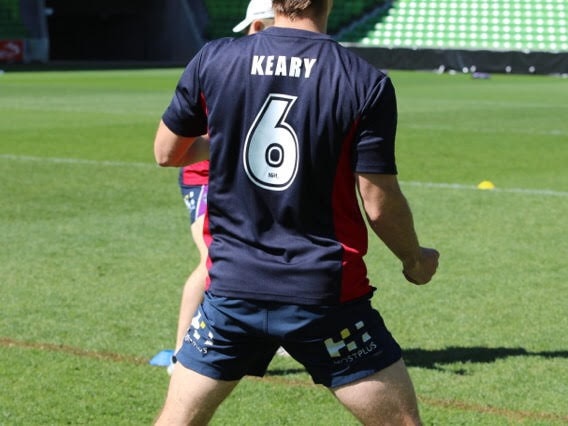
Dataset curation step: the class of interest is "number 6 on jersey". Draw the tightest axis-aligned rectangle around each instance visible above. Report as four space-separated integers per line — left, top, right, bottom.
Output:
243 94 299 191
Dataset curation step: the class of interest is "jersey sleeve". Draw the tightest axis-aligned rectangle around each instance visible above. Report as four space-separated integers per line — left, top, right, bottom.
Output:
352 76 398 175
162 49 208 138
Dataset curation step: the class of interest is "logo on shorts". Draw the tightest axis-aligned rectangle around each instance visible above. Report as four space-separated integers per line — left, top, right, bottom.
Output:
183 192 197 212
184 310 214 354
324 321 378 364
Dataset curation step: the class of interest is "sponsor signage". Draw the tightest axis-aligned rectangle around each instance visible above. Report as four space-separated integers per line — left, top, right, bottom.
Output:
0 40 24 63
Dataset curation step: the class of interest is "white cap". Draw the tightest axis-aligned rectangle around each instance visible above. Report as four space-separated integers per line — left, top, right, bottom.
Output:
232 0 274 33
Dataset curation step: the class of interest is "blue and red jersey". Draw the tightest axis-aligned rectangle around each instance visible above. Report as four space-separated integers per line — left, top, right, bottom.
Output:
162 27 398 305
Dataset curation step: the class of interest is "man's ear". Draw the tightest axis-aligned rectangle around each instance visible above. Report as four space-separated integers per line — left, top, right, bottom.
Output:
251 20 264 33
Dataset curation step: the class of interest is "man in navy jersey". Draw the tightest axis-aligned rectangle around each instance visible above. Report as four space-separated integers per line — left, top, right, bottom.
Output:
153 0 439 424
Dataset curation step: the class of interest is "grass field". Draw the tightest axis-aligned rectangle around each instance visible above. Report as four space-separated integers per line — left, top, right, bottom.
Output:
1 68 567 425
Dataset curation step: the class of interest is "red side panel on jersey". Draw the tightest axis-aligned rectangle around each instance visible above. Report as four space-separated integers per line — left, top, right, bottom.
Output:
180 92 210 186
203 210 213 290
332 119 371 303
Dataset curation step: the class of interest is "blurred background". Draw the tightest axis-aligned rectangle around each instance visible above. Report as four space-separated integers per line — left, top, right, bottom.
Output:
1 0 567 73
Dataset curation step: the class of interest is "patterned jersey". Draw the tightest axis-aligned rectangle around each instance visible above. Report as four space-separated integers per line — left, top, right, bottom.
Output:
162 27 398 305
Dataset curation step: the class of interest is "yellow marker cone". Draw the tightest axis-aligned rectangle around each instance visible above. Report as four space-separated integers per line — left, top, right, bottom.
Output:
477 180 495 190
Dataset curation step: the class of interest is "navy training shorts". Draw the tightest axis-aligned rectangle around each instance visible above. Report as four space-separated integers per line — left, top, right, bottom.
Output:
175 292 402 388
180 184 208 224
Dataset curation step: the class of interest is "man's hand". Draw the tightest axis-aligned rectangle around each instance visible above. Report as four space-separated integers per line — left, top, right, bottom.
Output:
402 247 440 285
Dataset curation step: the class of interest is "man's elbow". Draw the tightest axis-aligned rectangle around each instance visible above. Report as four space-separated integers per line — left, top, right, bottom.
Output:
155 159 173 167
153 120 186 167
154 149 179 167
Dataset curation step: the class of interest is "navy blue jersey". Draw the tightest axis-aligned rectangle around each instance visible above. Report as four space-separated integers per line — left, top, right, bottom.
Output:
162 27 398 305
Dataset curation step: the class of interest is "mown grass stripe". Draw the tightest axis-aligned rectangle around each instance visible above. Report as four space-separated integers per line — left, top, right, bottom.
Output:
2 154 566 197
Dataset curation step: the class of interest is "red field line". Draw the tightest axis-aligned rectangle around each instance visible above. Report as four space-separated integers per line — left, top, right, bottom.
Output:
0 337 148 365
417 396 568 424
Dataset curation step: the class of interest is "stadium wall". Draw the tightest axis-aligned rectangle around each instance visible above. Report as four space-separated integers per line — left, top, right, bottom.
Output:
345 46 568 75
22 0 49 62
46 0 206 62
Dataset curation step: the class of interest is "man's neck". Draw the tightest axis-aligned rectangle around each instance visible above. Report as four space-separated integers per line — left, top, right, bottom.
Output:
273 15 327 34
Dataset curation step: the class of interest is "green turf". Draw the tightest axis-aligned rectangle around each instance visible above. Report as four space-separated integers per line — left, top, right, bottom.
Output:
0 68 567 425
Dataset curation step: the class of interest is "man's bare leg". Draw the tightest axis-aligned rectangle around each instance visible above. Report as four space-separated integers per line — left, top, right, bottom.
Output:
155 364 239 426
332 359 421 426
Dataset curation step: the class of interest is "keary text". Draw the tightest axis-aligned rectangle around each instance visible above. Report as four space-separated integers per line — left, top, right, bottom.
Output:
251 55 317 79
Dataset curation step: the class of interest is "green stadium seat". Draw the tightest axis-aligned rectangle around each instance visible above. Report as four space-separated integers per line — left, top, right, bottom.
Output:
200 0 568 52
339 0 568 52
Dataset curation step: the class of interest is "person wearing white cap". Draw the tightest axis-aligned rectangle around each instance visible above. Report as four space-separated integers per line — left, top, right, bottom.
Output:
232 0 275 34
167 0 275 377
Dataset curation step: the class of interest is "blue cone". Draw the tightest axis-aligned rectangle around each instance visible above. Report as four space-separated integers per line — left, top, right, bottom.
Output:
149 349 175 367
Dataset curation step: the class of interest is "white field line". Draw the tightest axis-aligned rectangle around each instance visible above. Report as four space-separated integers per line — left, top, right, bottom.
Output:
0 154 154 168
1 154 567 198
403 123 567 137
401 180 568 197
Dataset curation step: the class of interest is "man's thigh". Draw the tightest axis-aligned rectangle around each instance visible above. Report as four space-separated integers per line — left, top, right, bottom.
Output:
331 359 421 425
156 364 238 425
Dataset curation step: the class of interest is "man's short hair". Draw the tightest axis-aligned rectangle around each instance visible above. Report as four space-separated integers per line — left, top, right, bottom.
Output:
272 0 327 20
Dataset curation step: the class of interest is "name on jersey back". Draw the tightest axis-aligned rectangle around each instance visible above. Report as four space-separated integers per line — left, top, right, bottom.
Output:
251 55 317 79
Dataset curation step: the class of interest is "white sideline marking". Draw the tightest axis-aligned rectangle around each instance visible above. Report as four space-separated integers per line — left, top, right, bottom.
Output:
1 154 567 197
0 154 154 168
404 124 567 137
400 181 568 197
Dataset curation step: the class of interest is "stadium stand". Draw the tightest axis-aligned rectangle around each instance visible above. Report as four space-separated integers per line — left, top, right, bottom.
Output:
329 0 386 34
202 0 567 53
202 0 250 39
4 0 566 73
202 0 386 39
0 0 28 38
199 0 567 74
340 0 568 53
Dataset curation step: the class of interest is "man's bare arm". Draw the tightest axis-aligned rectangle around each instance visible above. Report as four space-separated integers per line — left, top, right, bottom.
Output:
153 120 209 167
357 173 439 285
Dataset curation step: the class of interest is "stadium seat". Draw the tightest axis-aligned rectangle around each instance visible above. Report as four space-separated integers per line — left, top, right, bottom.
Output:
200 0 567 53
340 0 568 52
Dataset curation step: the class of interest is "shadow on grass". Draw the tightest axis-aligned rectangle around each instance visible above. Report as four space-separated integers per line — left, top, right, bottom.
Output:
265 347 568 377
266 368 307 377
404 347 568 374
